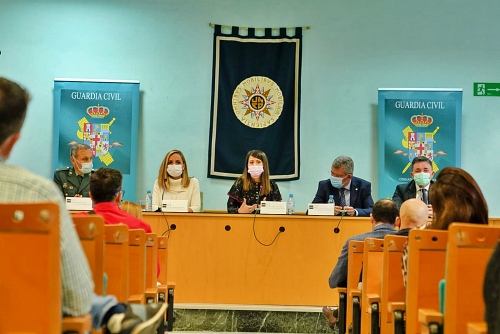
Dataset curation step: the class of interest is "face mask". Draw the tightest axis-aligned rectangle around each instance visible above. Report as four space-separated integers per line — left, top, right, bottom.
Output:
167 164 183 177
414 172 431 186
79 161 93 174
330 176 344 189
248 165 264 178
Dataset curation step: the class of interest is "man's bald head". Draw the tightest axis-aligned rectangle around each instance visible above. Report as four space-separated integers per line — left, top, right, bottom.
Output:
400 199 429 229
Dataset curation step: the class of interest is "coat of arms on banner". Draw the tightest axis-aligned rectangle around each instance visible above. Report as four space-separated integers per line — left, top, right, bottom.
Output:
394 114 446 173
72 104 121 166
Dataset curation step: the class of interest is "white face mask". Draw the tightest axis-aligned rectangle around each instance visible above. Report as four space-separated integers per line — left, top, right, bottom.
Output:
167 164 183 177
248 165 264 178
80 162 93 174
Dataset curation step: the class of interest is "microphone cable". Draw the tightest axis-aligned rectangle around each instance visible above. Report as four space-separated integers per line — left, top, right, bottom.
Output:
334 211 345 234
251 209 285 246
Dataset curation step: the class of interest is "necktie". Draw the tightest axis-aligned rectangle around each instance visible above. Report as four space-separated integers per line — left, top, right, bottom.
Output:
339 188 346 208
421 188 428 205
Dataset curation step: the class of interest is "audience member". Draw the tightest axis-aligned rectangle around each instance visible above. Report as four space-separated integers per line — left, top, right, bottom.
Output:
120 200 143 219
54 143 94 197
312 155 374 216
392 156 434 217
152 149 201 212
484 240 500 334
322 199 398 329
227 149 282 213
395 198 429 236
402 166 488 286
0 77 166 333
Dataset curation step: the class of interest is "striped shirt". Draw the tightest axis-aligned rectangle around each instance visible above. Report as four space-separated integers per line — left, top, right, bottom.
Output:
0 160 94 316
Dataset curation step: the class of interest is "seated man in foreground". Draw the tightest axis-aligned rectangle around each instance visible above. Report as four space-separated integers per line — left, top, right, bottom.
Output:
0 76 165 334
322 199 399 329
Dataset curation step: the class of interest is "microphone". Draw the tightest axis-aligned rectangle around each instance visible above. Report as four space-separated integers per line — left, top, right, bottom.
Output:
334 211 345 234
161 223 176 236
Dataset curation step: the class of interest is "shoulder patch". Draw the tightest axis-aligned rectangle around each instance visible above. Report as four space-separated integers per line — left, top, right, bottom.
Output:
55 166 71 172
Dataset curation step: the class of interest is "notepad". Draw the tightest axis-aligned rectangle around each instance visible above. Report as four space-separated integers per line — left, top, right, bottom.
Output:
259 201 287 215
161 199 189 212
307 203 335 216
65 197 93 211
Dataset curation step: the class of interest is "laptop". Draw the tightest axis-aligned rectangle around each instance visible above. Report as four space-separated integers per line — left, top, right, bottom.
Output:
161 199 189 212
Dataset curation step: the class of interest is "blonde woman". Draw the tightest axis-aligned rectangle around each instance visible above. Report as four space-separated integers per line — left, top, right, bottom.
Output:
120 200 143 219
152 149 201 212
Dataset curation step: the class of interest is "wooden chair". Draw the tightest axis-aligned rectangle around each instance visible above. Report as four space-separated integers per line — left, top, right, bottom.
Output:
400 229 448 334
158 235 176 332
145 232 159 303
0 202 90 334
104 224 130 302
128 229 147 304
381 235 408 334
419 223 500 333
467 322 487 334
336 240 364 334
361 238 385 334
73 215 105 295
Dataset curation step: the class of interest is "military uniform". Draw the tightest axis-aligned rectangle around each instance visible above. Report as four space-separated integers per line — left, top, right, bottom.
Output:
53 166 94 197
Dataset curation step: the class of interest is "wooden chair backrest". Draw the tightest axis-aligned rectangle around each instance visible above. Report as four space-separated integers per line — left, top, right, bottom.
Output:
360 237 385 333
104 224 129 302
145 233 158 288
381 235 408 333
157 236 169 285
406 228 448 334
73 215 105 295
128 229 146 303
346 240 365 328
0 202 61 334
443 223 500 333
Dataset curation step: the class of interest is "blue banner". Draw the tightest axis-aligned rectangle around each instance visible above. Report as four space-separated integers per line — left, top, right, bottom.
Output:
378 88 462 200
53 79 140 201
208 25 302 180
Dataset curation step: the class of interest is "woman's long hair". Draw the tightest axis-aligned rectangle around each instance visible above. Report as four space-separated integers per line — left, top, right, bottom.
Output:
429 167 488 230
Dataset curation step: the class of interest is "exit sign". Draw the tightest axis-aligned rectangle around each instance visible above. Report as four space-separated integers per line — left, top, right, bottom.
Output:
474 82 500 96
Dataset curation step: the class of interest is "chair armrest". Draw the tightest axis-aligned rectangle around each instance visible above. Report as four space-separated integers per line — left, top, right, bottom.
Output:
337 287 347 294
145 287 158 303
418 308 443 325
128 294 145 304
366 293 380 313
350 289 361 298
467 321 487 334
388 301 406 312
62 314 92 334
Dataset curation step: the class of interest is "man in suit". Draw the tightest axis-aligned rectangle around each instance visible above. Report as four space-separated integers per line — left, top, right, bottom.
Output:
392 155 434 218
322 199 399 328
53 143 94 197
312 155 374 217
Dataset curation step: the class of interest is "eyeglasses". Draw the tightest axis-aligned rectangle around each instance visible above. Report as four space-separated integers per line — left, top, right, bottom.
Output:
115 190 125 197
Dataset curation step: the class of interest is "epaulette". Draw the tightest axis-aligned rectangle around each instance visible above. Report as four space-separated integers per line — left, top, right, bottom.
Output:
55 166 71 172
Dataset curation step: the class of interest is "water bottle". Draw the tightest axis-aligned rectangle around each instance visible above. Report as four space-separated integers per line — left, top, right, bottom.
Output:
328 195 335 205
145 190 153 212
287 194 295 215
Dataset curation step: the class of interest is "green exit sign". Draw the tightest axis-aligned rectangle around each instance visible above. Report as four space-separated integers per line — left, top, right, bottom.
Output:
474 82 500 96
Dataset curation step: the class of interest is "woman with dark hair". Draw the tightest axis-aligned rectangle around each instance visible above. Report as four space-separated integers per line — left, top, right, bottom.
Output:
152 149 201 212
227 150 282 214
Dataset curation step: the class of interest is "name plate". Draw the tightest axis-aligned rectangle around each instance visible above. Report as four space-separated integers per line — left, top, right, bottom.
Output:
66 197 93 211
308 203 335 216
259 201 287 215
162 199 188 212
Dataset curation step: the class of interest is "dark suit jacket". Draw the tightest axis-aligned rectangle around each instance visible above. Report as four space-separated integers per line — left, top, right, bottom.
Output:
312 176 374 217
392 180 434 208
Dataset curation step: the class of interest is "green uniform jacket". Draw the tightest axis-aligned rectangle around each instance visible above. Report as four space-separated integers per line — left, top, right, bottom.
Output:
53 167 94 198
